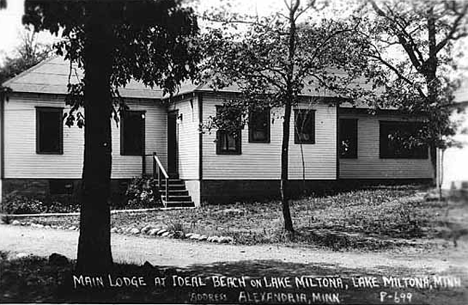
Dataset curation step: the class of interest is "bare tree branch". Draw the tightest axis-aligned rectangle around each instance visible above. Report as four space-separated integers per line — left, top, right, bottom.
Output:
368 0 386 17
367 52 427 99
296 27 353 79
294 0 316 21
431 2 468 57
369 0 424 69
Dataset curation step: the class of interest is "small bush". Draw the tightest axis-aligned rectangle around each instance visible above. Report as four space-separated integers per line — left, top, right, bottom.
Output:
124 176 162 208
167 220 185 238
3 195 45 214
2 195 79 215
44 201 79 213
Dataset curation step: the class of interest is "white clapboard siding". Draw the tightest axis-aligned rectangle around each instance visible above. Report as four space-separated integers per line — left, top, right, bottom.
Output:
202 96 337 180
441 106 468 189
4 95 167 179
112 99 167 178
4 95 84 179
339 112 433 179
168 97 199 180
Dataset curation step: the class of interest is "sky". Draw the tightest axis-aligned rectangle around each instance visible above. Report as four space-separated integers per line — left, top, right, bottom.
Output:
0 0 271 62
0 0 466 95
0 0 358 64
0 0 26 62
0 0 62 63
0 0 466 79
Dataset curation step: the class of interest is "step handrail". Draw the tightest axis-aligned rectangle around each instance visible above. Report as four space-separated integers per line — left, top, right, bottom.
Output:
152 152 169 207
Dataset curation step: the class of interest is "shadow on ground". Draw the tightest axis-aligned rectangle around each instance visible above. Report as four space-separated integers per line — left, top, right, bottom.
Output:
1 252 466 304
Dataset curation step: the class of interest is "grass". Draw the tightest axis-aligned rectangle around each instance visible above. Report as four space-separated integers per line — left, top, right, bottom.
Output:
11 184 468 250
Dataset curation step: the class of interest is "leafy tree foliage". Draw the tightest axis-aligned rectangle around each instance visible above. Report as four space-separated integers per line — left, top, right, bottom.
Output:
0 26 51 85
199 0 374 232
23 0 199 273
357 0 468 180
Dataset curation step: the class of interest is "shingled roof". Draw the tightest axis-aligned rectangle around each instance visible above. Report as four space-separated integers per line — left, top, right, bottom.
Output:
1 56 351 100
3 55 466 105
1 56 200 99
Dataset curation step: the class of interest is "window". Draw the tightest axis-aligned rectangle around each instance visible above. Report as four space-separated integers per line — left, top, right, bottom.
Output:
36 107 63 154
339 119 358 159
216 105 242 154
216 130 241 154
380 121 428 159
249 108 270 143
294 109 315 144
121 110 145 155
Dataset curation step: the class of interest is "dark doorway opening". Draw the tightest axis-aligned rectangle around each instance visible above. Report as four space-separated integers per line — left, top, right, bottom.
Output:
167 111 179 177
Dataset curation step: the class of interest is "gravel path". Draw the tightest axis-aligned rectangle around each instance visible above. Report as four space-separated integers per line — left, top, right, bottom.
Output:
1 224 467 274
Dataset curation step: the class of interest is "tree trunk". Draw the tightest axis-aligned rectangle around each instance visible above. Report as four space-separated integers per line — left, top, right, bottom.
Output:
426 6 439 187
279 0 300 233
76 7 114 274
281 100 294 232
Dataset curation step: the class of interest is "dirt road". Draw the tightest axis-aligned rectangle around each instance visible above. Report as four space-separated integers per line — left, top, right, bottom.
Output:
1 224 467 274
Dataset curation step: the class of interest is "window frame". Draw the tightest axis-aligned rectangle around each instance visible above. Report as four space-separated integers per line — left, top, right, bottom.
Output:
379 120 428 159
248 108 270 143
294 109 316 144
120 110 146 156
215 105 242 155
216 129 242 155
36 107 63 155
339 118 358 159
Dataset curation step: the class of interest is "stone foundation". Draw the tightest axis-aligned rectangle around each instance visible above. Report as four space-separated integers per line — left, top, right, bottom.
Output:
1 178 131 205
1 177 434 207
201 180 339 204
337 178 433 189
200 178 433 205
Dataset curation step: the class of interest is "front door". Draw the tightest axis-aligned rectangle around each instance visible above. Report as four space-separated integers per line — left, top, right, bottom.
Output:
167 111 179 176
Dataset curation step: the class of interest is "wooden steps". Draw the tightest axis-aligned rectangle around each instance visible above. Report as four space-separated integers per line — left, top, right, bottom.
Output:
158 177 194 207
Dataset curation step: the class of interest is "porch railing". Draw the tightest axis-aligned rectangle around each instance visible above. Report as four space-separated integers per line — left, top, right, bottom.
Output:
153 152 169 207
142 152 169 207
